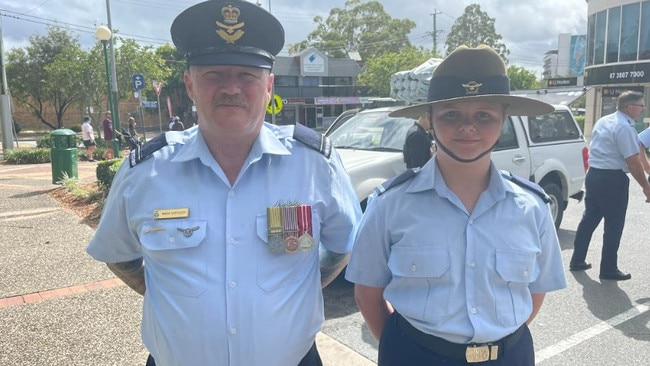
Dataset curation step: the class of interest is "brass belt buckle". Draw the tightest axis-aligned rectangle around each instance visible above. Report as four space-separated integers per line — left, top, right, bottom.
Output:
465 344 498 363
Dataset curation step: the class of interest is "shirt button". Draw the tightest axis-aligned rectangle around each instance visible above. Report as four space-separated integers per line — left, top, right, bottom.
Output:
468 219 474 225
471 307 477 314
230 281 237 288
229 190 236 197
469 262 476 268
411 264 417 272
523 269 529 277
230 328 237 335
229 237 236 244
169 235 176 243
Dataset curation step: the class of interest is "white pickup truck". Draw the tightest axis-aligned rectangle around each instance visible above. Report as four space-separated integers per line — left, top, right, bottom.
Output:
326 104 588 228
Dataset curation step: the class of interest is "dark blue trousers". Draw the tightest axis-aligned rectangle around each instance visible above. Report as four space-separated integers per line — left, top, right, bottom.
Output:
145 341 322 366
571 168 629 274
378 312 534 365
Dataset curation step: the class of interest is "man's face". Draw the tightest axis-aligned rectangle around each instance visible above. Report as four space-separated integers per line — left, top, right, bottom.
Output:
184 65 273 135
624 100 646 120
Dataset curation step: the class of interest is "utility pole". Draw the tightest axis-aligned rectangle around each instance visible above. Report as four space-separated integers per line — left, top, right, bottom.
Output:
430 9 443 56
0 14 14 158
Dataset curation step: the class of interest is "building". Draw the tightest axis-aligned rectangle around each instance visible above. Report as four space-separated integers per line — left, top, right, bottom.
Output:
270 47 363 128
543 33 587 89
583 0 650 136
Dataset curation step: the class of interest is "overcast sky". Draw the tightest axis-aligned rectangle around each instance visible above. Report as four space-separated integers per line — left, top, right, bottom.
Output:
2 0 587 76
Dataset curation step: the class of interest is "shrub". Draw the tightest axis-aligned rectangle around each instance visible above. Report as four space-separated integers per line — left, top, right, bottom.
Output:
69 125 82 133
4 148 51 164
574 116 585 132
37 132 83 148
96 158 124 188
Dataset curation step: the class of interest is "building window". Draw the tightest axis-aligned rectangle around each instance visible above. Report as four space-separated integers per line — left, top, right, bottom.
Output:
587 14 596 66
594 10 607 65
302 76 319 87
275 76 298 87
639 1 650 60
606 7 621 63
620 2 640 61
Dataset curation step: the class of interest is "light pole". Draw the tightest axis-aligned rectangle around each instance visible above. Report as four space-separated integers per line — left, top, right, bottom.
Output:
95 26 120 156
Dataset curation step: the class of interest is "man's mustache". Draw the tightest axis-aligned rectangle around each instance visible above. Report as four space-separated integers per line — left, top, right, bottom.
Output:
215 95 247 107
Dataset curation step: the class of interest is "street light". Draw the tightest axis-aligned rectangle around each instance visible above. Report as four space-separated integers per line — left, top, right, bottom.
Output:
95 25 120 156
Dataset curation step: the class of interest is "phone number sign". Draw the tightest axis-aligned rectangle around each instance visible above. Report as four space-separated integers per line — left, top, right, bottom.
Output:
586 63 650 85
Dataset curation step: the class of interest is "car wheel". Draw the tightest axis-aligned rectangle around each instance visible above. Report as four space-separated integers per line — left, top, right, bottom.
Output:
541 182 564 229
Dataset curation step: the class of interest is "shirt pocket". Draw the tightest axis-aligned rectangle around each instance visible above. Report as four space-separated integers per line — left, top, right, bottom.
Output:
255 212 321 292
494 250 537 327
140 219 207 297
388 245 451 324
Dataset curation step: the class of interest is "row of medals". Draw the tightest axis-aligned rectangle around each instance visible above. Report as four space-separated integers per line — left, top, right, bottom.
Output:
267 204 315 255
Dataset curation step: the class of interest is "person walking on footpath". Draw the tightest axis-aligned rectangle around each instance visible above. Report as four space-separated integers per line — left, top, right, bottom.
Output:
170 116 185 131
101 111 120 160
86 1 361 365
81 115 96 162
569 91 650 281
346 45 567 366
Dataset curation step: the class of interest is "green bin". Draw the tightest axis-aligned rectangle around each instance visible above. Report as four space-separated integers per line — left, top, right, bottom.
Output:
50 129 78 184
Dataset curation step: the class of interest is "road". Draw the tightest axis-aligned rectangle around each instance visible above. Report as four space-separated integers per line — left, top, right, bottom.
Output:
321 180 650 365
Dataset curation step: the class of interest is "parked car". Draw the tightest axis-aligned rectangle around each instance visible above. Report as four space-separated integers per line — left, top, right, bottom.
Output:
326 105 588 228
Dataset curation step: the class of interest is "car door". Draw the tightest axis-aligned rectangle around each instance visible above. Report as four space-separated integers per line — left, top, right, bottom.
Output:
491 116 531 179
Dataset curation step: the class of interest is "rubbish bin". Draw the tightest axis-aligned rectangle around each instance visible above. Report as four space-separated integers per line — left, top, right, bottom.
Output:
50 129 78 184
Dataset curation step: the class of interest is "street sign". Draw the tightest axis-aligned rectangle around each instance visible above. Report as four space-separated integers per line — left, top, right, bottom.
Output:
152 80 162 96
140 101 157 108
266 93 283 114
132 74 145 91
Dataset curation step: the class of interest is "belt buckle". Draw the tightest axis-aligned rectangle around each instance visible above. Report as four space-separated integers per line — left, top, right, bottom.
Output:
465 344 498 363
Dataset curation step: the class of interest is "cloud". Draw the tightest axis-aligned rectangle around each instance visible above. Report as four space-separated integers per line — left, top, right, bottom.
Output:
2 0 587 75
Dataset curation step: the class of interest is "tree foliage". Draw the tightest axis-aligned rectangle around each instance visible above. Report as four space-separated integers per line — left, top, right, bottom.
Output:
6 26 171 131
507 65 538 90
444 4 509 62
358 47 435 97
288 0 416 60
6 27 85 129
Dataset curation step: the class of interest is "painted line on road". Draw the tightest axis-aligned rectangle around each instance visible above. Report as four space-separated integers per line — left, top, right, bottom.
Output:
536 300 650 364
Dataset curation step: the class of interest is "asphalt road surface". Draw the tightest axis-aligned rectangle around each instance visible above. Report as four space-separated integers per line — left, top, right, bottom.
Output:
322 178 650 365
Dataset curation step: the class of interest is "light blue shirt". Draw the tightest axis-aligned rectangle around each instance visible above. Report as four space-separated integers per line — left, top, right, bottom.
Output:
345 158 566 344
638 126 650 148
87 124 361 366
588 111 639 172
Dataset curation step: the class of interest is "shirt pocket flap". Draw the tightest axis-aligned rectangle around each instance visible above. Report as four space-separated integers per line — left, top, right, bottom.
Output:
140 220 207 251
495 250 536 283
388 246 449 278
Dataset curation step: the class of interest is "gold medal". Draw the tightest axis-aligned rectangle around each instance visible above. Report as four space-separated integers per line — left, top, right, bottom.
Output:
285 235 299 253
282 205 300 254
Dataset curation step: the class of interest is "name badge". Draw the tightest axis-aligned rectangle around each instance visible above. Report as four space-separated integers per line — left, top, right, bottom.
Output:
153 208 190 220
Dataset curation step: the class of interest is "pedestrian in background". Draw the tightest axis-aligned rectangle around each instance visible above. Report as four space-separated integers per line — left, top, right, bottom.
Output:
402 114 433 169
346 45 566 365
86 1 360 365
102 111 119 160
570 90 650 280
170 116 185 131
81 115 96 162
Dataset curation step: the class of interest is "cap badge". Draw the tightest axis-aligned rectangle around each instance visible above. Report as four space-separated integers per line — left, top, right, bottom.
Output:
216 5 245 44
462 81 482 95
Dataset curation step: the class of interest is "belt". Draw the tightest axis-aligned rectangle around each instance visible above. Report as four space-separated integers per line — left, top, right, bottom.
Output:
394 313 525 363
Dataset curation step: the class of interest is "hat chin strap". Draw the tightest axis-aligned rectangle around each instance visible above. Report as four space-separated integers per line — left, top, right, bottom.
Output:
431 128 497 164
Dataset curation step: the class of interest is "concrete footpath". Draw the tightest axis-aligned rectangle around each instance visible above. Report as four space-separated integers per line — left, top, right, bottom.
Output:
0 161 375 365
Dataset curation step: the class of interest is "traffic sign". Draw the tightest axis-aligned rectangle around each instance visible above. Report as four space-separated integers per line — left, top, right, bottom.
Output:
266 93 283 114
152 80 162 96
132 74 145 91
140 101 157 108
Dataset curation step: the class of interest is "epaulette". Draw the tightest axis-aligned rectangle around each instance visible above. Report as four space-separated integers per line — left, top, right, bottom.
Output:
374 168 419 196
129 133 168 168
293 123 331 158
500 170 551 203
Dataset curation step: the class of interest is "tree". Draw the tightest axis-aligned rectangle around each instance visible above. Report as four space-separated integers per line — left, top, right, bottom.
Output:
155 44 192 123
358 47 435 97
507 65 538 90
288 0 416 60
6 27 85 129
444 4 509 62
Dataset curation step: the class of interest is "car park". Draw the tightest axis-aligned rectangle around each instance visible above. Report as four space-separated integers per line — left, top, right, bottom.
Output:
326 105 588 228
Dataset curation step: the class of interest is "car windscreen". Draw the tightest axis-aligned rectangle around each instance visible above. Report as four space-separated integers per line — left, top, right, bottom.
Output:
327 111 415 151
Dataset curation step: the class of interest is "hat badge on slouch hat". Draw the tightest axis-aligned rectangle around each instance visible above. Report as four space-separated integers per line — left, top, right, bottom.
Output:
170 0 285 69
389 45 554 119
